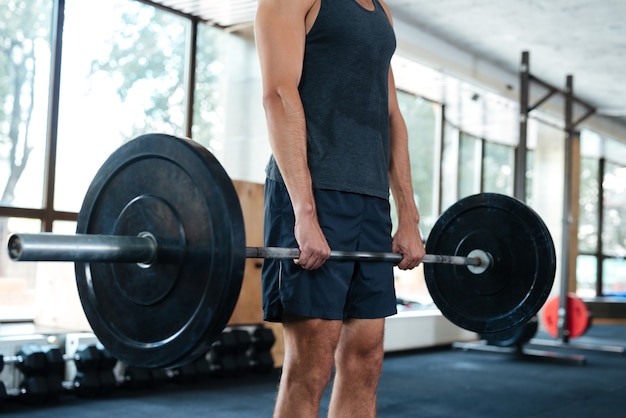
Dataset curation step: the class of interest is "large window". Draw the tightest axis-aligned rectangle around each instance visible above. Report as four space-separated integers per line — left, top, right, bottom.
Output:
482 142 514 195
577 156 600 297
397 91 440 236
601 159 626 296
1 0 53 319
0 0 209 321
577 131 626 298
601 161 626 258
55 0 190 212
0 0 51 210
192 24 227 155
452 132 515 200
458 133 482 198
578 157 600 253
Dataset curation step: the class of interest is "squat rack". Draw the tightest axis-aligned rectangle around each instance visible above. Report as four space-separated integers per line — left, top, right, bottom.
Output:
517 51 625 357
456 51 625 362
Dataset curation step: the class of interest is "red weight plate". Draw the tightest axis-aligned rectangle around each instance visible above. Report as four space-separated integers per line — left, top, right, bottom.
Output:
542 293 591 339
75 134 245 368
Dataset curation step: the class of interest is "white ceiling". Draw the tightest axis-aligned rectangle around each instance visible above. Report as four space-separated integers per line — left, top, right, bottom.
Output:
151 0 257 26
147 0 626 129
385 0 626 128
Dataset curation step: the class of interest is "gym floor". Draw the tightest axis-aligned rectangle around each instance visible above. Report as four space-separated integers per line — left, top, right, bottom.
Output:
2 324 626 417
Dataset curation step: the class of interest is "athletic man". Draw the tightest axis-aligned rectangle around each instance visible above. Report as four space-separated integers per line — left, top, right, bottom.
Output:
255 1 426 416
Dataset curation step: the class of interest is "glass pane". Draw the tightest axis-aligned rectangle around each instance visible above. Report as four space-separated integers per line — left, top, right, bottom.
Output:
580 129 602 159
604 137 626 165
440 122 459 210
482 141 514 195
392 55 445 104
602 257 626 296
483 91 518 146
194 27 267 183
0 217 42 320
602 161 626 257
458 133 481 198
53 220 78 234
193 24 227 156
578 157 599 253
0 0 51 209
54 0 190 212
397 92 439 236
576 255 597 298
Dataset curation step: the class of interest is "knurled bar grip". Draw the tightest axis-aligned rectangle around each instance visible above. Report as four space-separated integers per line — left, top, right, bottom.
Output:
8 233 481 266
246 247 481 266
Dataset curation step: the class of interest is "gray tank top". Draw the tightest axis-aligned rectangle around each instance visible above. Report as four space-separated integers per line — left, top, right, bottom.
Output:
265 0 397 199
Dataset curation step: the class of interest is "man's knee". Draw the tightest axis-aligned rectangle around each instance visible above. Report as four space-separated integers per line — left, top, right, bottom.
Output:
334 319 385 381
284 350 335 386
281 317 343 389
337 345 383 381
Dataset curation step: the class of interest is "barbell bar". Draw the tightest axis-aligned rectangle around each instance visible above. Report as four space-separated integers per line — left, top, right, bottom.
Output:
8 233 485 268
5 133 556 369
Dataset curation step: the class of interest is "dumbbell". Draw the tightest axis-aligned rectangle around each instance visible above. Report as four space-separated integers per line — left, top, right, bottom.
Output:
0 343 118 403
70 344 118 397
208 326 276 376
0 344 66 404
208 329 253 377
249 326 276 374
0 380 7 406
120 326 276 390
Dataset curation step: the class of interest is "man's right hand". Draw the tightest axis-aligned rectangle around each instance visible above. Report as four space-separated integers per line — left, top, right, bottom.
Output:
293 212 331 270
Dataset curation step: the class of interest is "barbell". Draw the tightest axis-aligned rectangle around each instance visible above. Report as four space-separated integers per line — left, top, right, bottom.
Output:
6 133 556 369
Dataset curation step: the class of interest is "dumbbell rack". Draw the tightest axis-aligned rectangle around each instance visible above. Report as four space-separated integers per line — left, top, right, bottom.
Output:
0 337 119 403
0 324 276 406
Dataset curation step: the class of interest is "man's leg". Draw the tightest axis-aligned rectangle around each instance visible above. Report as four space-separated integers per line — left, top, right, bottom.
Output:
328 318 385 418
274 316 343 418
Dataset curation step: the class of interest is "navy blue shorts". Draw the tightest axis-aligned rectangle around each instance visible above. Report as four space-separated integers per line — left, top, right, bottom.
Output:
261 179 397 322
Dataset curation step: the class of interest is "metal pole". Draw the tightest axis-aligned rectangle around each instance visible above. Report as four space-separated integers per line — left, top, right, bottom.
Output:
515 51 530 201
42 0 66 232
558 75 575 343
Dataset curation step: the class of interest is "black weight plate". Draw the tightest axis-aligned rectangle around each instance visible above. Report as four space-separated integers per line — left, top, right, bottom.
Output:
75 134 245 368
424 193 555 334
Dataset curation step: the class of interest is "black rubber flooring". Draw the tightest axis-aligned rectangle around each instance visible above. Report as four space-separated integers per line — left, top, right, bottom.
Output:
2 324 626 417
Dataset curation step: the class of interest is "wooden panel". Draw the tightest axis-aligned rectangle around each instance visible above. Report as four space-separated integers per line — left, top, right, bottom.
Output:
228 180 265 325
229 180 284 366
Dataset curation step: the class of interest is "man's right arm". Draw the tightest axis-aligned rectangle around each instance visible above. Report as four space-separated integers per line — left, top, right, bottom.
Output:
255 0 330 269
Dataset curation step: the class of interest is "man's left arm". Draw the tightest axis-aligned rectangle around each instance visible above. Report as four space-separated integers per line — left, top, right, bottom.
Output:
387 67 426 270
